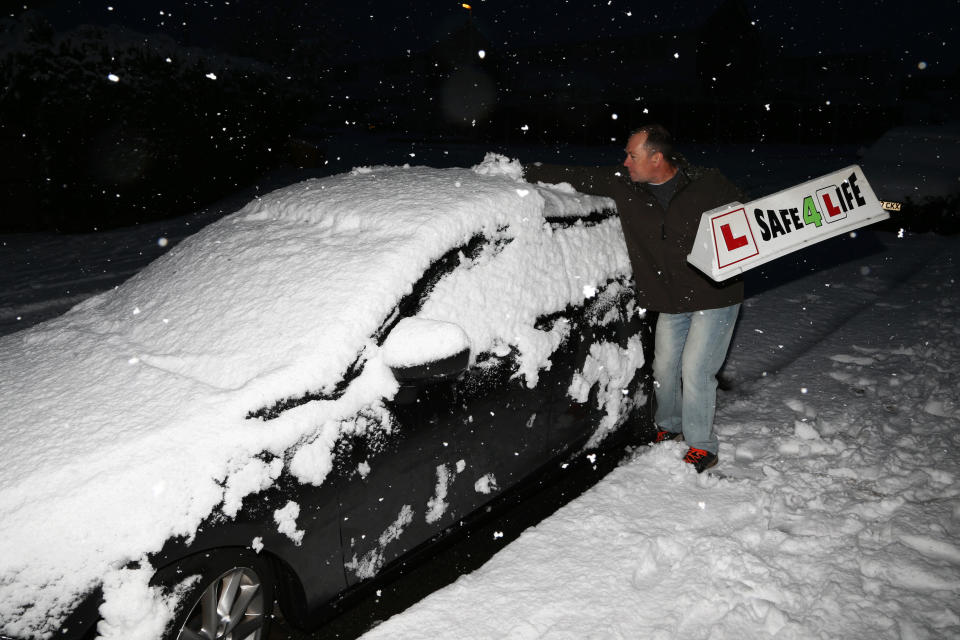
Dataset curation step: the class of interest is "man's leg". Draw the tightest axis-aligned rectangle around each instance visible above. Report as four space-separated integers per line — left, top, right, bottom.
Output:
652 311 692 435
679 303 741 453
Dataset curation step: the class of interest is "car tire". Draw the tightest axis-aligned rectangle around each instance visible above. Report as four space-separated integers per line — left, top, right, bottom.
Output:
164 549 274 640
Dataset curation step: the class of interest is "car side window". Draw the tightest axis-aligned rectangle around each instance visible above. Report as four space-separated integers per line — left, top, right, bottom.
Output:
245 235 495 421
374 233 495 346
543 206 618 228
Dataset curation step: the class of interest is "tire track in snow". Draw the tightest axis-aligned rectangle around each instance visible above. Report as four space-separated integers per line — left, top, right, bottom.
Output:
723 232 950 389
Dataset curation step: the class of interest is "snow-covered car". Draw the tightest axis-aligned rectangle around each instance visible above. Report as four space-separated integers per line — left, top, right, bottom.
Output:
0 155 652 640
858 124 960 203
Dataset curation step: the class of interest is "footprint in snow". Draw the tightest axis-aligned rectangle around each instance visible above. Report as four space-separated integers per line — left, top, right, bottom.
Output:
830 354 875 366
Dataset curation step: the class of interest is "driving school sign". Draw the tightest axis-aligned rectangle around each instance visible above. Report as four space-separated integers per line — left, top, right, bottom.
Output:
687 165 890 282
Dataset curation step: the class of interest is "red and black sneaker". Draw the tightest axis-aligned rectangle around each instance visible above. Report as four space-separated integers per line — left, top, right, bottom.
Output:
653 428 684 443
683 447 718 473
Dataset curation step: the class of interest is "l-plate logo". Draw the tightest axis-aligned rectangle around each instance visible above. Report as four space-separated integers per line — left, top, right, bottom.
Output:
711 207 759 269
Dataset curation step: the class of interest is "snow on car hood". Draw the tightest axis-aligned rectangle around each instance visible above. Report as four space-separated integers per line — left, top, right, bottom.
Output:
0 155 626 638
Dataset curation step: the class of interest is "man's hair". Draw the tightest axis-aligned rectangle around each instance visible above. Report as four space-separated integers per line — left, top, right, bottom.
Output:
631 124 676 165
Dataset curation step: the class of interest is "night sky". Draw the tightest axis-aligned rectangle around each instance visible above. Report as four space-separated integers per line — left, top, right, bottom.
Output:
13 0 960 69
3 0 957 232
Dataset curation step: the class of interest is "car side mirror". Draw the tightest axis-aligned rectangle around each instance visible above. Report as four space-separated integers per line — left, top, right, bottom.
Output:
382 317 471 382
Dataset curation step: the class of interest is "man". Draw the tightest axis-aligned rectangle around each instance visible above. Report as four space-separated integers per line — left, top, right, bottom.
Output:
524 125 742 472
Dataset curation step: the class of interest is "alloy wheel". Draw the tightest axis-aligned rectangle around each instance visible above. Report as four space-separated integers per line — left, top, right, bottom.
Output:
177 567 267 640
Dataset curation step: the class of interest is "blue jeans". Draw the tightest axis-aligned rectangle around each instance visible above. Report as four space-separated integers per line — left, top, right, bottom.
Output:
653 304 741 454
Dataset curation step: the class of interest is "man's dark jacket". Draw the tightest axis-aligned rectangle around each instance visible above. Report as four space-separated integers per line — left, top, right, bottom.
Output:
524 162 744 314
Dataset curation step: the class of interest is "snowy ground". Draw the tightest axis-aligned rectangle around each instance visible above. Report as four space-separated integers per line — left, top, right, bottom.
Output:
357 230 960 640
2 145 957 639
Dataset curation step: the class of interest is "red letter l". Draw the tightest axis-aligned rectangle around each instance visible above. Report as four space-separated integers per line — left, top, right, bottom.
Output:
721 223 748 250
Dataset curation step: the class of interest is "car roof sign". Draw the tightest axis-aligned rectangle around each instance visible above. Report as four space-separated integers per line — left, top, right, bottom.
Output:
687 165 890 282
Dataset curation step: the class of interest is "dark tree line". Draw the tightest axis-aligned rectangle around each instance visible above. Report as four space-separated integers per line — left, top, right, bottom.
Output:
1 12 319 232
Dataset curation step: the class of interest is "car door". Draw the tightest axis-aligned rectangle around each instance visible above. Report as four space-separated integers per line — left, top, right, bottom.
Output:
534 211 652 456
334 232 555 587
541 277 650 456
393 345 553 519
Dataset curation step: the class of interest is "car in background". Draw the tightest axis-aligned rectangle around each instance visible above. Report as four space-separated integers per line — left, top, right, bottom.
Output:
0 156 652 640
859 124 960 233
859 124 960 203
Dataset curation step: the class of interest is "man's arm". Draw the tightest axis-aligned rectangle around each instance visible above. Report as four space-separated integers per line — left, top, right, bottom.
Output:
522 163 621 198
712 170 745 207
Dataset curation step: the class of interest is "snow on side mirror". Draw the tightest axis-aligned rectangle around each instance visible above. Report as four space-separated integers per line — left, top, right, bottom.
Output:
382 317 471 383
687 165 890 282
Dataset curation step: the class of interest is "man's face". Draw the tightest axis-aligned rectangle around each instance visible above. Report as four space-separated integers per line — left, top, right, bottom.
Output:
622 132 659 183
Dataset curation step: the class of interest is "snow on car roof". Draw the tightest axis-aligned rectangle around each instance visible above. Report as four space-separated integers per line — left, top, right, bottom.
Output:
0 155 622 638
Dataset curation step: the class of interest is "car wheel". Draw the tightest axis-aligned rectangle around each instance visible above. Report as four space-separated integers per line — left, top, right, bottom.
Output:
168 550 274 640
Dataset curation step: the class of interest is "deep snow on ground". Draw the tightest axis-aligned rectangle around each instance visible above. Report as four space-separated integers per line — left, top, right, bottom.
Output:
358 231 960 640
2 144 957 639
